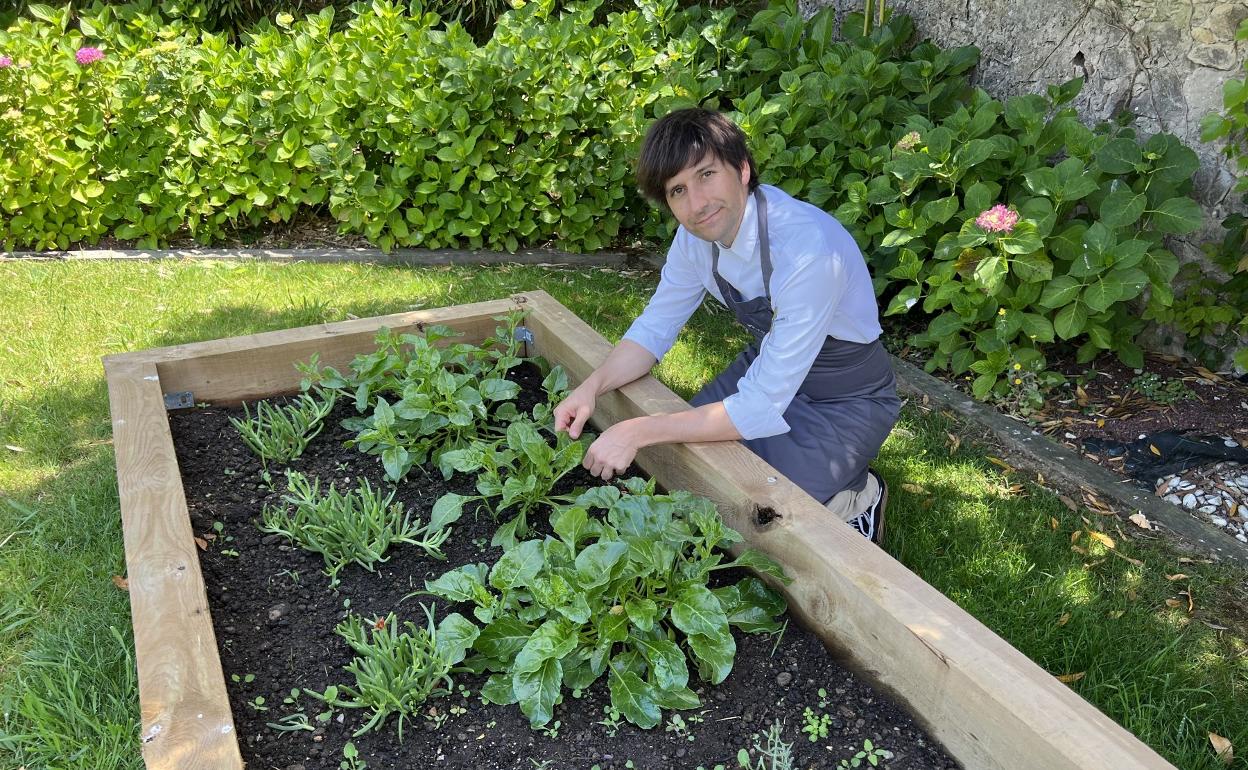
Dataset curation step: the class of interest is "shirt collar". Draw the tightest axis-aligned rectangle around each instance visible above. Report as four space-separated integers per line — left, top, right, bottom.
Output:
716 190 758 260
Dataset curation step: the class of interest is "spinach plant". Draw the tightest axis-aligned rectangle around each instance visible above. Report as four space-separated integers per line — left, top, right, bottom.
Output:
433 415 587 548
422 480 790 729
261 470 460 586
298 311 527 481
307 606 479 738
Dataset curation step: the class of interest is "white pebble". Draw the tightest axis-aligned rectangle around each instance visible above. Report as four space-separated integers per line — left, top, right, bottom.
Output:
1177 481 1195 491
1211 515 1229 526
1225 439 1239 448
1182 494 1198 508
1164 494 1182 505
1064 432 1077 440
1238 533 1248 543
1199 505 1219 515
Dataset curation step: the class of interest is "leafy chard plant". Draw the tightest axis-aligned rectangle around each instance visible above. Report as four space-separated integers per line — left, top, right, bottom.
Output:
433 415 588 549
261 470 459 587
228 390 336 466
422 480 789 730
307 606 479 739
297 311 529 481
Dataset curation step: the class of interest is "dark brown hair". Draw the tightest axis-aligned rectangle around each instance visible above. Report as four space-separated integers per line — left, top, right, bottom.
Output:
635 108 759 205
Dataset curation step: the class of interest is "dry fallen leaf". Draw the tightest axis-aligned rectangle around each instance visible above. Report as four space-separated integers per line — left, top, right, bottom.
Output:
1058 495 1078 512
1181 589 1195 613
1056 672 1085 684
1149 444 1161 456
945 432 961 453
1194 366 1223 383
1165 573 1190 581
1095 418 1105 428
1071 530 1083 543
1057 612 1071 626
1128 513 1153 530
1049 516 1059 531
4 444 25 452
1071 544 1088 555
1209 732 1233 766
1113 551 1145 567
1076 385 1089 407
901 483 929 495
1108 610 1125 619
1088 531 1116 549
111 575 128 591
1202 620 1230 631
987 456 1016 473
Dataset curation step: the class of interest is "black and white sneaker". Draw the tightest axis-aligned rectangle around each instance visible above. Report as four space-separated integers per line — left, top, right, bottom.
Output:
848 468 887 544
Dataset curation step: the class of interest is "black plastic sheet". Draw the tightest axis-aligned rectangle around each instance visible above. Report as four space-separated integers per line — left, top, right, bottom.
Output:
1081 430 1248 483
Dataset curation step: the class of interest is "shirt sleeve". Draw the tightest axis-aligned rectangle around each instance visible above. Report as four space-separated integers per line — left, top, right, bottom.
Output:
721 250 847 440
621 235 706 361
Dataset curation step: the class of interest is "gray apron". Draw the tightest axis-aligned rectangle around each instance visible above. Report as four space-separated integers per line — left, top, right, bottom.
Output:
690 189 901 503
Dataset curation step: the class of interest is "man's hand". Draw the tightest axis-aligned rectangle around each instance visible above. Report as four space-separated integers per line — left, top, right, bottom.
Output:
553 385 596 439
584 421 641 481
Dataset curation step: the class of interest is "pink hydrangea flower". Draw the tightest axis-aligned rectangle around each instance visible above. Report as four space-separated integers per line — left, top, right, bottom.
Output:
975 204 1019 234
0 56 12 69
76 47 104 66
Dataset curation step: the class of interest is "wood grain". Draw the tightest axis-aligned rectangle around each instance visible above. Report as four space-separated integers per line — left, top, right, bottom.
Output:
104 359 242 770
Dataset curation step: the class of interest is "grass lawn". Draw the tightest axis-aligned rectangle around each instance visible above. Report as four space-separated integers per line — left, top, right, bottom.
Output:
1 259 1245 770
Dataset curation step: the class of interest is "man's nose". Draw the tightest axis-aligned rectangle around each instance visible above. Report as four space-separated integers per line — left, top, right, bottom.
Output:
688 184 708 212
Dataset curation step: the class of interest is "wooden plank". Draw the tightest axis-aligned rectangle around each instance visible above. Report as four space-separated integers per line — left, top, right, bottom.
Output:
2 247 632 265
521 289 1175 770
104 359 242 770
107 297 523 405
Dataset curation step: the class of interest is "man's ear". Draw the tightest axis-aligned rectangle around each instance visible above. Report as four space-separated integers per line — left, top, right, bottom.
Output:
738 161 750 188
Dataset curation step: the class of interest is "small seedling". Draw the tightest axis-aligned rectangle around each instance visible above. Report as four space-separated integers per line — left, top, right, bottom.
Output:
247 696 268 712
539 720 562 739
801 707 830 742
340 741 368 770
230 673 256 685
597 705 624 737
665 713 695 742
230 390 336 466
838 738 893 768
737 721 795 770
817 688 829 709
266 711 316 732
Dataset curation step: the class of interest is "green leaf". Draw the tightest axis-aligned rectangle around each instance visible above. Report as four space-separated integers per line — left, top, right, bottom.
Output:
1098 189 1147 229
550 505 588 549
625 598 659 633
724 548 790 583
1054 302 1088 339
429 493 468 531
635 638 689 691
1148 197 1203 234
490 540 544 590
1116 341 1145 369
435 613 479 663
971 373 996 399
973 255 1008 292
1020 313 1055 343
922 195 960 225
514 657 563 727
513 619 577 675
963 181 1000 215
608 669 661 729
474 616 535 662
574 541 629 588
1009 252 1053 283
381 445 409 480
687 631 736 684
927 312 965 338
1083 275 1124 312
671 585 729 638
998 222 1043 255
426 563 490 603
1095 138 1142 174
480 672 517 705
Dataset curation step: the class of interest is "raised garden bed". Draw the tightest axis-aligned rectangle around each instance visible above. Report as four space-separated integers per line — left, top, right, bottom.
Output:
104 291 1178 769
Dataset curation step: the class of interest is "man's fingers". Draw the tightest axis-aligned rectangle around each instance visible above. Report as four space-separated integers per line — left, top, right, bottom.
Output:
569 409 591 440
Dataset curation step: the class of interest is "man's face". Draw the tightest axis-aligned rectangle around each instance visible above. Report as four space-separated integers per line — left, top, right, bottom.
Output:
663 153 751 247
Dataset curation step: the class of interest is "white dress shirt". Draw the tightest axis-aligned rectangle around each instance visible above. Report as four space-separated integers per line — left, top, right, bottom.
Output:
622 184 882 440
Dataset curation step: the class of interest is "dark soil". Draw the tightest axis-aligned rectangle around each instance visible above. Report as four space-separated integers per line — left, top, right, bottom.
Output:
169 363 960 770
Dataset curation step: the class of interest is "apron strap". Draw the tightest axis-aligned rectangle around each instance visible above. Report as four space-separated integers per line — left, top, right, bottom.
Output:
711 187 773 304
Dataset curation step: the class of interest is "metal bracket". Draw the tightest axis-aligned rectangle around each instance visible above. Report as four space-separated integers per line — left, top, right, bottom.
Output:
163 391 195 410
514 325 534 358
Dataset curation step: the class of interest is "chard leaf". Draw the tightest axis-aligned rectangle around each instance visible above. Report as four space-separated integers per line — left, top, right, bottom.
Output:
688 631 736 684
653 685 701 711
530 574 572 609
490 515 525 549
490 539 544 590
513 619 577 674
429 493 469 532
514 658 563 727
426 563 490 603
480 672 517 705
609 495 670 539
620 477 654 495
474 616 535 662
634 638 688 691
479 378 520 402
574 541 629 587
435 613 479 663
598 608 629 642
671 585 729 638
561 655 599 691
625 597 659 632
575 485 620 510
724 548 791 584
550 505 589 549
608 669 661 729
555 593 592 625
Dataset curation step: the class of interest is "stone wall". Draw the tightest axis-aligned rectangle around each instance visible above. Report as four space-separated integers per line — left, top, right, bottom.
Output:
802 0 1248 360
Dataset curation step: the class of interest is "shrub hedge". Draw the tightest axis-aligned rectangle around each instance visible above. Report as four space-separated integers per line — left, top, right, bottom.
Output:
0 0 1223 391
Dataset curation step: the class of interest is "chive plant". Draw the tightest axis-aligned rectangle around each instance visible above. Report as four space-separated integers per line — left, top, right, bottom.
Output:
260 471 460 586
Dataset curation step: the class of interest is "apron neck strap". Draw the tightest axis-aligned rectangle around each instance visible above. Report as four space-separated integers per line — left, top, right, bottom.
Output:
711 187 773 302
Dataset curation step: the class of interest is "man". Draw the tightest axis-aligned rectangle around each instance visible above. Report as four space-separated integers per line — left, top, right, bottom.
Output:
552 108 900 542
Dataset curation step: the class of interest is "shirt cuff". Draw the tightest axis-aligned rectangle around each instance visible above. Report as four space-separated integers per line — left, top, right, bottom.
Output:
722 392 790 440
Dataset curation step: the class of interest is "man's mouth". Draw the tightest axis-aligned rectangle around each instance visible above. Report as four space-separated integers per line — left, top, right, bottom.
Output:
696 207 721 226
